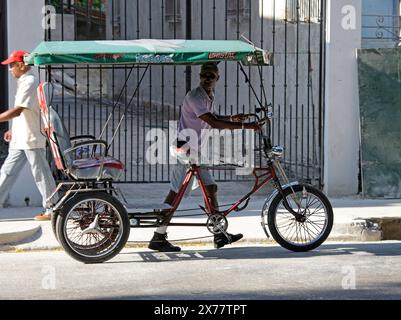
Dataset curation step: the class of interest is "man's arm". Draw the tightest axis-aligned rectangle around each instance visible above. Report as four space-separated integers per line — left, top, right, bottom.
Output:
200 112 259 130
0 107 25 123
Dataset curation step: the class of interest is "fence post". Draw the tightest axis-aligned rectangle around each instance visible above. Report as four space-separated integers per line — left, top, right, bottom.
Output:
185 0 192 93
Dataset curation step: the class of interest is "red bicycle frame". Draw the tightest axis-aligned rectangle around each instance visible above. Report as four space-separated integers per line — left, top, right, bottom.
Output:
168 164 278 219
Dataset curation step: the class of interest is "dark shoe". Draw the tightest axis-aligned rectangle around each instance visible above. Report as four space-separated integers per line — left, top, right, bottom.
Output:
148 232 181 252
214 232 243 249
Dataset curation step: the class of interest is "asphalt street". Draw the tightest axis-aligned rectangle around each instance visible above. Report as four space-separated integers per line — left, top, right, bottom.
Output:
1 241 401 300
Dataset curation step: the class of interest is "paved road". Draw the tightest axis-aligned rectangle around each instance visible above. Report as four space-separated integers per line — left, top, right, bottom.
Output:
1 241 401 300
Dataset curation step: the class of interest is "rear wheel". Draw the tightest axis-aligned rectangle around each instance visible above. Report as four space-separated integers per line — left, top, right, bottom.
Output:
56 192 130 263
262 184 333 252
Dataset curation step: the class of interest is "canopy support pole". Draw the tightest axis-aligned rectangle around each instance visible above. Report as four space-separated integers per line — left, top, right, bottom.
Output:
237 62 264 108
238 62 273 151
98 65 135 140
105 64 150 153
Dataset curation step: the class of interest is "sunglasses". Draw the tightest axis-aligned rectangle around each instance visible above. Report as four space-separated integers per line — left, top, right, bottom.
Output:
200 73 217 80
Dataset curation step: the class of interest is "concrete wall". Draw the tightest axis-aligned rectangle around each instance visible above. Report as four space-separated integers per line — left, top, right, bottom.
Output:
6 0 44 206
324 0 361 196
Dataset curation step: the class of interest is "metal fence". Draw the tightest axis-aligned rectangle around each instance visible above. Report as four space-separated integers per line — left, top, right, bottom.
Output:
43 0 326 188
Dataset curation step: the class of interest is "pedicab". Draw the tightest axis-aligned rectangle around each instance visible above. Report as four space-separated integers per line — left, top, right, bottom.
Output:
25 39 333 263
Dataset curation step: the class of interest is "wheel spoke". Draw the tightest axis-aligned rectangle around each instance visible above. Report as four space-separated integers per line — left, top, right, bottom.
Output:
272 189 330 247
63 198 124 257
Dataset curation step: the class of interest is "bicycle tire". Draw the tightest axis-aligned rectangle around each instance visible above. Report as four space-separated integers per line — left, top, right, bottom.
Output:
51 193 81 243
51 210 60 242
266 184 333 252
56 191 130 263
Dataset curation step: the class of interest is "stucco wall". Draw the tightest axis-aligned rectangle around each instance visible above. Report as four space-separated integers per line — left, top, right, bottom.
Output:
7 0 44 206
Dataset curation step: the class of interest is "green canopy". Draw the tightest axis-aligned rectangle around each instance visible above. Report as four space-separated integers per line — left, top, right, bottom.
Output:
25 39 272 66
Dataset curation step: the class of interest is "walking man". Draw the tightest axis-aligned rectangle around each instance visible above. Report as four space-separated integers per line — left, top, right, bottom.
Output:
0 50 56 220
148 62 260 252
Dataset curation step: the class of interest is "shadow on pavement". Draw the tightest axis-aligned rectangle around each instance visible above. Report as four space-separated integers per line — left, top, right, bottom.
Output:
109 242 401 264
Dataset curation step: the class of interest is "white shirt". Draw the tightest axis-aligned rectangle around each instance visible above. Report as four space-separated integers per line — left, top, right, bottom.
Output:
10 72 46 150
177 86 215 150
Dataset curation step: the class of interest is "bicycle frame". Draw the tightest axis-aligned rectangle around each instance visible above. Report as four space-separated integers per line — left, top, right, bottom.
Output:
128 161 282 229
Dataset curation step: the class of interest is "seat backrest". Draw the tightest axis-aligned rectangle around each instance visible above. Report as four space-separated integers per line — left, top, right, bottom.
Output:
37 82 72 170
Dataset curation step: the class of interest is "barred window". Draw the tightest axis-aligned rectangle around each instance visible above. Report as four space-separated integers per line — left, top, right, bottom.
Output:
165 0 182 23
286 0 321 23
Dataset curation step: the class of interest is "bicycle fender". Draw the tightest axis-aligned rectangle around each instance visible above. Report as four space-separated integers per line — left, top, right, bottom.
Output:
262 181 300 209
260 181 300 238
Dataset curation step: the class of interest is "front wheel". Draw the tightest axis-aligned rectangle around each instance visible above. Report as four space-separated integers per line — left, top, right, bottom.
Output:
262 184 333 252
56 192 130 263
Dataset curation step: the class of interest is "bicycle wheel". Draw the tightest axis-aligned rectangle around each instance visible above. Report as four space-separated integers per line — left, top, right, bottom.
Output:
56 192 130 263
264 184 333 252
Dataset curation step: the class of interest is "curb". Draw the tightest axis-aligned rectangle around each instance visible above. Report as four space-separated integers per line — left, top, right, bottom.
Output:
0 223 41 245
358 217 401 240
330 217 401 242
329 220 383 242
1 217 401 252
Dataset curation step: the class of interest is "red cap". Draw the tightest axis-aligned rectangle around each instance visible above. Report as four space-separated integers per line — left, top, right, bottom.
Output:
1 50 28 65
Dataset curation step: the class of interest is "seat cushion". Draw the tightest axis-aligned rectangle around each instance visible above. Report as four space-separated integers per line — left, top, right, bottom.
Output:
70 156 125 180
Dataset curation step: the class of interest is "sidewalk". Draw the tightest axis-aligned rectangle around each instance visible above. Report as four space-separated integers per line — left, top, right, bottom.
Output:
1 183 401 251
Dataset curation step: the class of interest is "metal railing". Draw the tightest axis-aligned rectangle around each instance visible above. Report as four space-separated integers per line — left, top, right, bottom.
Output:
43 0 326 188
362 14 401 48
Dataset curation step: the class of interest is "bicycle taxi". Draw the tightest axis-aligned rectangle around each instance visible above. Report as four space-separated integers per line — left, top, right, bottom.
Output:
25 39 333 263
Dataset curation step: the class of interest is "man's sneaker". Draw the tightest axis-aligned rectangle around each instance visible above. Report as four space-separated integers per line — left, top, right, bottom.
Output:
148 232 181 252
214 232 243 249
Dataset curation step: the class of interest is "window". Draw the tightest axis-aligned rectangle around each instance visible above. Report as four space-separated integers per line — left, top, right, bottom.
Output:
286 0 321 23
165 0 182 23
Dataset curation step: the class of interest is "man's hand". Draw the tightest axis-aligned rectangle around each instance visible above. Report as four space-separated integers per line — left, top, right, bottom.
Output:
4 130 11 142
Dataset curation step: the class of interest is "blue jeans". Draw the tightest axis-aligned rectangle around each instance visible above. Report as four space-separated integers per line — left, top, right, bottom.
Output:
0 148 57 209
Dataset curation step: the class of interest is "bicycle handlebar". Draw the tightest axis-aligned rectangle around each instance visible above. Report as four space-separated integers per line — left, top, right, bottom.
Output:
240 105 274 154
